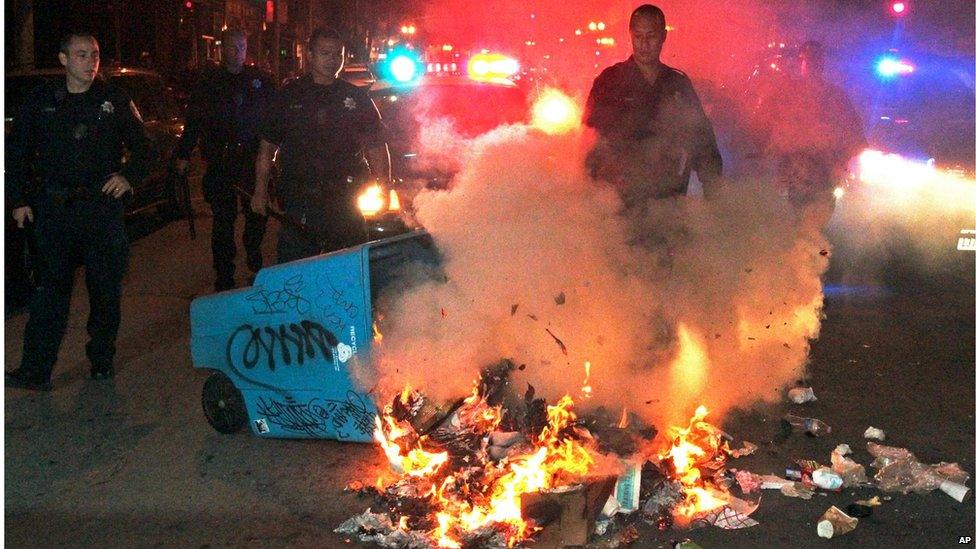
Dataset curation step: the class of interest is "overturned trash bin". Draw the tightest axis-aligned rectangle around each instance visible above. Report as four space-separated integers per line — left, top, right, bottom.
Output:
190 230 440 440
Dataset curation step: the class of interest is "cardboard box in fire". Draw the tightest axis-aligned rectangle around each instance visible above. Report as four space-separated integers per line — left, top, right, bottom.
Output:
189 230 439 440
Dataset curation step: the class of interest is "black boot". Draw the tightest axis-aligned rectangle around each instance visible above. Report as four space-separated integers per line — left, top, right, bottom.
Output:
5 368 53 391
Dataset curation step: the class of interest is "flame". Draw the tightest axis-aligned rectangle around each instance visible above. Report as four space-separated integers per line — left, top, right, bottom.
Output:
580 361 593 399
400 385 412 406
374 389 593 546
618 408 629 429
667 324 709 426
658 405 730 524
373 416 449 478
373 321 384 343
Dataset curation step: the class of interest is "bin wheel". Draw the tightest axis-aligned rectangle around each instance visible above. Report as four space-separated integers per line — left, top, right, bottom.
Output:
202 371 247 434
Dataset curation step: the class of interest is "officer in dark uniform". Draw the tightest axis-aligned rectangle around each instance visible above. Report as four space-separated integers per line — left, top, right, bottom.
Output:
175 28 275 291
753 41 865 229
251 27 390 264
5 32 150 391
584 4 723 209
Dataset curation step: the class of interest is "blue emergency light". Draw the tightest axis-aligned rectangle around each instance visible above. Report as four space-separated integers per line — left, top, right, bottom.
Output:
382 48 423 83
875 55 915 79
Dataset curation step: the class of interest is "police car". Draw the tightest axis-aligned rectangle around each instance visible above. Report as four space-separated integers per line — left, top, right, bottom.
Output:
345 52 530 239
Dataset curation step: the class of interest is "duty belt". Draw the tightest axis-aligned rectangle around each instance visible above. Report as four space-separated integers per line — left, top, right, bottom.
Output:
44 186 105 206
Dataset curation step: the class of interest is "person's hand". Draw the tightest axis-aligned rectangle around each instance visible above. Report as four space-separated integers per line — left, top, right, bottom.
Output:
102 174 133 198
173 158 189 176
250 192 269 216
12 206 33 228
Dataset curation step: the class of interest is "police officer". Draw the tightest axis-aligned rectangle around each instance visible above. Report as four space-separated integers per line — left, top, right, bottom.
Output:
250 27 390 263
753 41 865 229
5 32 150 391
174 28 275 291
584 4 723 209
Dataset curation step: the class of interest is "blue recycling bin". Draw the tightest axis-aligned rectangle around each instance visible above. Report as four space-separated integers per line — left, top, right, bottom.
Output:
189 230 438 441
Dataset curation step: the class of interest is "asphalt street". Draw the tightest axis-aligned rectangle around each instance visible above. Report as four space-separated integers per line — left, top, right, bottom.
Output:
5 204 974 548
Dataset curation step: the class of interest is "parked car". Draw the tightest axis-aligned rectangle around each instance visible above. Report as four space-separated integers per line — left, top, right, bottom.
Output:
5 67 187 308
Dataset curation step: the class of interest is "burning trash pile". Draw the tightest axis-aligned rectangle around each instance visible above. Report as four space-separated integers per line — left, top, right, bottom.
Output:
337 370 973 547
336 362 767 547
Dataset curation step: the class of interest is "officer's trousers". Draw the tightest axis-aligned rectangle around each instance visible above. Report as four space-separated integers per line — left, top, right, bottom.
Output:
202 159 267 283
21 196 128 379
276 188 367 265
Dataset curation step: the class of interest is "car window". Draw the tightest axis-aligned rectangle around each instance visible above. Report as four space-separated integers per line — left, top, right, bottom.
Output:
111 73 179 122
5 75 60 116
373 83 528 140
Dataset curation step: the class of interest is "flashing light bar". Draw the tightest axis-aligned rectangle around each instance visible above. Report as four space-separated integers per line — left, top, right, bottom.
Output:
467 53 519 81
383 48 423 83
875 56 915 78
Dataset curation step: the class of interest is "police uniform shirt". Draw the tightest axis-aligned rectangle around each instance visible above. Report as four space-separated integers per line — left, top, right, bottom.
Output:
584 57 722 192
175 65 276 161
260 74 386 192
6 78 150 208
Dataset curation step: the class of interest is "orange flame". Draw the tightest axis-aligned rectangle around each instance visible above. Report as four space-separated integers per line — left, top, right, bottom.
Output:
373 416 449 478
375 389 593 546
659 405 730 523
618 408 629 429
580 361 593 399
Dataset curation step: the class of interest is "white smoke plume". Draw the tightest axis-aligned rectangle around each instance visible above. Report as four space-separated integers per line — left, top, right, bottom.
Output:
360 120 828 428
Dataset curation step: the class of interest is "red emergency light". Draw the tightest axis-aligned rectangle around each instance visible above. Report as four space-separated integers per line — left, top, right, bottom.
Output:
890 1 907 15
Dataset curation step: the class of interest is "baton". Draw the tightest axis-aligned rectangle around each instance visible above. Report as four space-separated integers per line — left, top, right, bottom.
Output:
168 168 196 240
232 185 326 250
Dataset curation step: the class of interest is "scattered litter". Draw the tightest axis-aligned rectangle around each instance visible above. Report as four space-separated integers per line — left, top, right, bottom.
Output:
831 446 870 487
833 444 853 456
673 539 704 549
759 474 792 490
613 460 641 513
811 467 844 490
708 506 759 529
864 426 886 441
780 482 814 499
817 505 859 538
854 496 882 507
867 442 971 501
334 509 432 549
735 470 762 494
788 387 817 404
544 328 568 355
729 441 758 458
600 494 622 519
782 413 831 437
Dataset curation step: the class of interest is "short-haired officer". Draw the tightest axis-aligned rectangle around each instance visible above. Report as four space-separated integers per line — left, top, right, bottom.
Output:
175 28 275 291
6 32 150 390
251 27 390 263
584 4 723 208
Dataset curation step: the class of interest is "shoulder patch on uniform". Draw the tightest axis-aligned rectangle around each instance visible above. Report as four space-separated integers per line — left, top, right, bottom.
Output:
101 100 115 114
252 78 262 89
129 100 143 123
343 97 357 110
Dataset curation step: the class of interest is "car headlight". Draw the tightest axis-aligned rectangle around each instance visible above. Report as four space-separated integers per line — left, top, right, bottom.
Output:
357 184 402 218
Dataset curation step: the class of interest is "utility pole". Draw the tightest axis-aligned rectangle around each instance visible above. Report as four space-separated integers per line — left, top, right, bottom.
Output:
273 0 281 81
16 0 35 70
